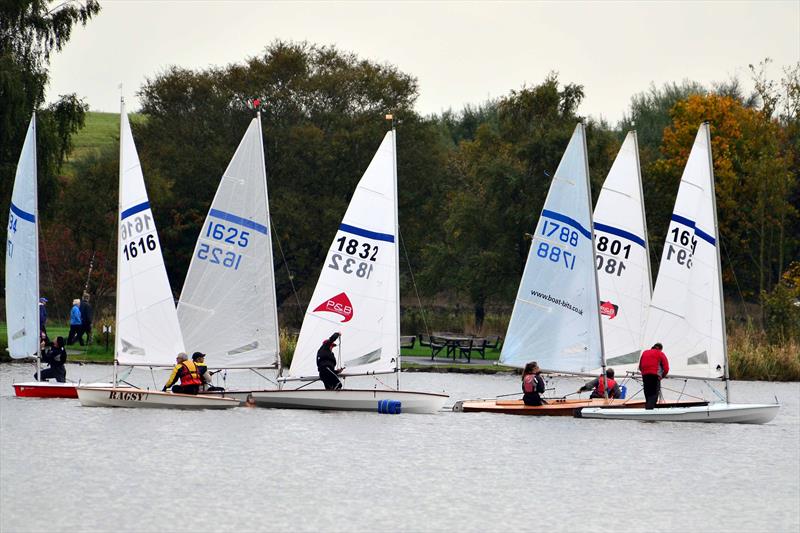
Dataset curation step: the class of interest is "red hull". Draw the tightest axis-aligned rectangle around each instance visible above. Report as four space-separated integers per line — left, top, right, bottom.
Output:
13 383 78 398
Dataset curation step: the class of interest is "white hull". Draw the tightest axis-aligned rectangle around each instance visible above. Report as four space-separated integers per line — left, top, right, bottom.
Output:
250 388 448 414
577 402 780 424
76 387 239 409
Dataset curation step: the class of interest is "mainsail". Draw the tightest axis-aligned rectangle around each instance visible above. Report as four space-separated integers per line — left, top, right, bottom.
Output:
288 131 399 379
501 124 604 373
115 105 185 366
5 115 40 359
643 123 725 378
593 131 652 370
178 116 279 368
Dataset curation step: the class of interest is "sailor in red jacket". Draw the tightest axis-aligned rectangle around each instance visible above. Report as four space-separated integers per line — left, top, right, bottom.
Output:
639 343 669 409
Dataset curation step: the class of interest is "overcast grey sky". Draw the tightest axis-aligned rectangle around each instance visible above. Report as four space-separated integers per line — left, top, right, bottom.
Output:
46 0 800 125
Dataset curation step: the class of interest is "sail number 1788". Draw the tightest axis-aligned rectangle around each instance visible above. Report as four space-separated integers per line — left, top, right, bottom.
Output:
536 220 580 270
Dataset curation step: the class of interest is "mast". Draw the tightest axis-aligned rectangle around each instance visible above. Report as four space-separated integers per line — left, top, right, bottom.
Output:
389 114 401 390
113 98 124 387
32 113 41 380
633 130 653 296
705 122 730 402
259 109 282 375
581 123 608 396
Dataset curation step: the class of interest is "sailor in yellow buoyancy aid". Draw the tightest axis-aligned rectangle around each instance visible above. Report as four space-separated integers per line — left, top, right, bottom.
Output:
163 353 202 394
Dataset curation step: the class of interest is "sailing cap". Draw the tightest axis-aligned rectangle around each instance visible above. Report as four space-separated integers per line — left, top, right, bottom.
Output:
39 297 47 302
191 352 206 360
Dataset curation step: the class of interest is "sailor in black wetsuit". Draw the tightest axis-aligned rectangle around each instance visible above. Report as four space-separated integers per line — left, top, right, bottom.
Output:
317 332 343 391
37 336 67 382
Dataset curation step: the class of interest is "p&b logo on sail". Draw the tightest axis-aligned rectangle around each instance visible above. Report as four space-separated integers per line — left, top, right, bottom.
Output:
313 292 354 322
600 301 619 319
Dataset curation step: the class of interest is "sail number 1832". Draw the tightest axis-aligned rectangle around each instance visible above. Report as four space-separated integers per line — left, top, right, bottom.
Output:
328 236 380 279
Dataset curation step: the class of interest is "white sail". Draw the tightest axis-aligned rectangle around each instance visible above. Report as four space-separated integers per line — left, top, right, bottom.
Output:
593 132 652 371
178 117 279 368
115 106 185 366
288 131 399 379
643 123 725 378
5 116 40 358
501 124 603 372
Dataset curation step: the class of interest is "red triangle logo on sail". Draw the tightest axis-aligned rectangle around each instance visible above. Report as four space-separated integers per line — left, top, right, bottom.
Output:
600 301 619 319
313 292 354 323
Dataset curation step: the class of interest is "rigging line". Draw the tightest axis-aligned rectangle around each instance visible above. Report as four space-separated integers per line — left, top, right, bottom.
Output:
399 229 430 337
83 250 96 296
658 383 705 401
248 367 277 386
270 215 303 321
719 235 747 314
371 373 398 391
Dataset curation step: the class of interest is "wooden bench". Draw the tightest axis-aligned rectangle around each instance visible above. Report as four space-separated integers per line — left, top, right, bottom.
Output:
400 335 416 349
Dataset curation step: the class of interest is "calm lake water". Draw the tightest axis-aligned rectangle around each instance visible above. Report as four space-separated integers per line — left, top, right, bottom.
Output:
1 363 798 533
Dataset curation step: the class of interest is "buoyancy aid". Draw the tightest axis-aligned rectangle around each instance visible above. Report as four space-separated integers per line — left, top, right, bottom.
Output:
179 361 202 386
594 376 617 396
522 374 539 394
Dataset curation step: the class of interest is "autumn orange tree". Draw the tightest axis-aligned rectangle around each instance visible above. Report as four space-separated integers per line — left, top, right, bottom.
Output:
651 93 797 307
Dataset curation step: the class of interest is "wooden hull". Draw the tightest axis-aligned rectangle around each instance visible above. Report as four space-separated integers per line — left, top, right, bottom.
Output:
576 403 780 424
250 389 448 414
451 398 709 416
76 387 239 409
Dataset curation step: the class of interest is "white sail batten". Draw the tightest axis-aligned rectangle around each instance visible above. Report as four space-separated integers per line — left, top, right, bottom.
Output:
593 132 652 371
501 124 603 372
289 131 399 379
5 116 40 358
116 108 186 366
178 117 279 368
643 123 725 378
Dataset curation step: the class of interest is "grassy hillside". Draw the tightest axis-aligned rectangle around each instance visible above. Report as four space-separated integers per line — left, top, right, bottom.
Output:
63 111 145 176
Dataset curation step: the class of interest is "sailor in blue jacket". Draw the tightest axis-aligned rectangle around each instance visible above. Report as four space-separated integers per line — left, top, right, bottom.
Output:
67 299 83 346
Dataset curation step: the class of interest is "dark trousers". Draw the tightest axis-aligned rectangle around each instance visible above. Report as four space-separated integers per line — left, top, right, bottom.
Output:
171 385 200 395
523 393 544 406
80 324 92 345
67 325 84 345
642 374 661 409
319 367 342 391
36 367 66 383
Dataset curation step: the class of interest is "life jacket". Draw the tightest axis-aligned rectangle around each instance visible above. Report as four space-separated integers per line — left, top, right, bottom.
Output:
179 361 202 386
522 374 537 394
594 376 617 396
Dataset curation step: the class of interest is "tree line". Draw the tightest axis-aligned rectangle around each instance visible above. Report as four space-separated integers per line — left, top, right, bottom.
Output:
1 3 798 344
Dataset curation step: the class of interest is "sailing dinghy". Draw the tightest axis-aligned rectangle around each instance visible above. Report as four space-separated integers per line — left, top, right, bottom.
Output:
177 113 280 400
578 123 779 423
76 102 236 409
455 124 655 415
5 115 89 398
591 131 652 374
250 126 448 413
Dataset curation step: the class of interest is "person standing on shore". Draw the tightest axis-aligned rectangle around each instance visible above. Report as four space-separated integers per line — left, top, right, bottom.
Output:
79 294 93 345
522 361 546 406
39 297 48 338
639 343 669 409
67 299 83 346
